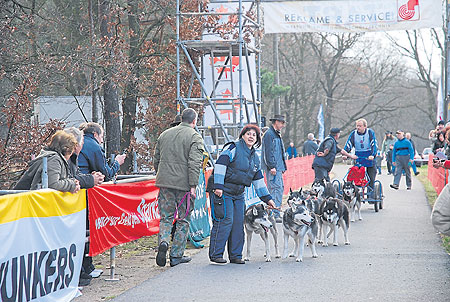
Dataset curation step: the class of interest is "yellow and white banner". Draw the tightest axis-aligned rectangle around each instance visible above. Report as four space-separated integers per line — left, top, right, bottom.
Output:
263 0 443 33
0 189 86 301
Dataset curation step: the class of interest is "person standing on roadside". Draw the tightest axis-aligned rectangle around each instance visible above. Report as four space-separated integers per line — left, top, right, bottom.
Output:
344 118 378 194
78 122 126 181
154 108 205 267
64 127 105 188
262 114 287 223
209 124 276 264
390 130 414 190
381 131 396 175
303 133 319 156
286 141 298 159
405 132 420 176
64 127 105 286
14 130 81 193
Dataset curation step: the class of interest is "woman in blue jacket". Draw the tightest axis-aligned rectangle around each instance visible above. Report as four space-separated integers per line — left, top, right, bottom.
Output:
209 125 276 264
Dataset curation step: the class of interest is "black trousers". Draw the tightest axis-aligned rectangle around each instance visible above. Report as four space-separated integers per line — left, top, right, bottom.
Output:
366 166 377 192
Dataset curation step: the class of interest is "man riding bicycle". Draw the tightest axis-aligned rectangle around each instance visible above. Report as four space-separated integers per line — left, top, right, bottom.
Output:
343 118 378 196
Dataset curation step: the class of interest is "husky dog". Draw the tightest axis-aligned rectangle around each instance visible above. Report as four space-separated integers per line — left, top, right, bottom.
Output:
311 179 336 199
244 204 279 262
342 181 362 222
288 188 320 215
282 201 319 262
319 198 350 246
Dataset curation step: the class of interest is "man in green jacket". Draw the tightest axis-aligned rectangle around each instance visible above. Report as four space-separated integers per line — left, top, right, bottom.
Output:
154 108 205 267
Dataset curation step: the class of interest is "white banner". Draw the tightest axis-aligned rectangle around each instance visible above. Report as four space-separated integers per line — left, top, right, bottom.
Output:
203 54 258 127
0 190 86 301
203 2 258 129
263 0 443 33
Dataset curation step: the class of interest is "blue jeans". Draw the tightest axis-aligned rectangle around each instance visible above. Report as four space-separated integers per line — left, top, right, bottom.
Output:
265 169 284 217
209 193 245 260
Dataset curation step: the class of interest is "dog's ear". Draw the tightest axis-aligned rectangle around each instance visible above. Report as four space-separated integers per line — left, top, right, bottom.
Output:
252 206 258 216
290 188 293 195
299 188 302 194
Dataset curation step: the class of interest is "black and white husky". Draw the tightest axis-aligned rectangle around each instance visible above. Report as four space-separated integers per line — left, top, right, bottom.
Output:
342 181 362 222
282 200 318 262
244 203 280 262
318 198 350 246
311 179 336 199
287 188 320 215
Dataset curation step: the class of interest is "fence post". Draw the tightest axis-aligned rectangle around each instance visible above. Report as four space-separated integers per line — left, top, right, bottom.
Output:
105 246 119 281
133 151 138 174
105 153 119 281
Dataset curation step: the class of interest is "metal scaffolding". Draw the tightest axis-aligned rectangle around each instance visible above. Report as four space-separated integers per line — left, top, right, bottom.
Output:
176 0 262 158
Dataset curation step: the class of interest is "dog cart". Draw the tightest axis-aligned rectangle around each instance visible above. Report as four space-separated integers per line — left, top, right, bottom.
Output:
332 165 384 212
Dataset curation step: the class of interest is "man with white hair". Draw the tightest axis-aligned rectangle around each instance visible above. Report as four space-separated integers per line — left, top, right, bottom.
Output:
303 133 319 155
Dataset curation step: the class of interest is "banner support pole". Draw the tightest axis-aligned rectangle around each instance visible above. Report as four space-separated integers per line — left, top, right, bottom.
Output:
105 246 119 281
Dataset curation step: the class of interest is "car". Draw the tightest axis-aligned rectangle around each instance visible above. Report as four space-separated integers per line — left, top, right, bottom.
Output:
414 147 432 167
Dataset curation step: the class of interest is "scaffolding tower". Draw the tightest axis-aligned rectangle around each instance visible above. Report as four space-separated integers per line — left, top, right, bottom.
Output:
176 0 262 159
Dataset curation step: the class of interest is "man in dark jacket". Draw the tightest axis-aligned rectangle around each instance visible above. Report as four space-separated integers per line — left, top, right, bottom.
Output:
78 122 126 182
312 128 355 181
262 114 287 222
154 108 205 267
64 127 105 188
303 133 319 155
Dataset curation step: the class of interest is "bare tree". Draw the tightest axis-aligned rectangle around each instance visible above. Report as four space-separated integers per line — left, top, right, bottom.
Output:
386 29 443 125
309 33 361 135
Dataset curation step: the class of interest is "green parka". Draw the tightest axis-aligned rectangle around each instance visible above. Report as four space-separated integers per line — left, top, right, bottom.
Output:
14 149 77 192
154 122 205 191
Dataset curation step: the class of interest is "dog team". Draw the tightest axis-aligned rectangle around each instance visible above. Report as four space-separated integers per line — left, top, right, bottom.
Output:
244 178 363 263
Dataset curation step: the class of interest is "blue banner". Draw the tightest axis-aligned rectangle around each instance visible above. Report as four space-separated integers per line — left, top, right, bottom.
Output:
189 170 211 247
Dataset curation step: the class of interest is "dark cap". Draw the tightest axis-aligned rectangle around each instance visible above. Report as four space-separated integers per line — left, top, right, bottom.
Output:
170 114 182 127
385 131 392 135
438 120 445 125
269 114 286 123
330 127 340 135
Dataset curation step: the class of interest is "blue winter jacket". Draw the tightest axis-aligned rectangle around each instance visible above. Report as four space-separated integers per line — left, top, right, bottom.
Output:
214 139 272 201
78 133 120 181
262 126 287 172
392 138 414 162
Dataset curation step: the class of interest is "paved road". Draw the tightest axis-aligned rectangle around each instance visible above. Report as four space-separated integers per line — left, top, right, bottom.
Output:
113 164 450 301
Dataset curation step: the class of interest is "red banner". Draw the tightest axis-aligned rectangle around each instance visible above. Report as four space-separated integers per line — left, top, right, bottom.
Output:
88 179 160 256
427 155 449 195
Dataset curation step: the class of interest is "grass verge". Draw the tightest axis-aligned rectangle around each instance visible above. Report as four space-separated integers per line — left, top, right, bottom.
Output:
416 165 450 254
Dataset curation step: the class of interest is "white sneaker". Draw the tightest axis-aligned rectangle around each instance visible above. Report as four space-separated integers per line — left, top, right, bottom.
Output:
89 269 103 278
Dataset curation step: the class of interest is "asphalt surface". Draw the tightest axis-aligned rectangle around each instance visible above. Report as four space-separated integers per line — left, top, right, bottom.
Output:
112 164 450 302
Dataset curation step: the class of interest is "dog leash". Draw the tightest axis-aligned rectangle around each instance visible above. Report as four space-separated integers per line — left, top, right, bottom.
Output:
174 192 191 221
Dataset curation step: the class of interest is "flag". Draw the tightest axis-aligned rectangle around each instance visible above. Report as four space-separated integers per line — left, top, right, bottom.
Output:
317 104 325 141
437 75 444 122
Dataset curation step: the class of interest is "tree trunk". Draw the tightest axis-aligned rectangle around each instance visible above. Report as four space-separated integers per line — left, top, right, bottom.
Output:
100 0 121 157
88 0 99 122
121 0 140 173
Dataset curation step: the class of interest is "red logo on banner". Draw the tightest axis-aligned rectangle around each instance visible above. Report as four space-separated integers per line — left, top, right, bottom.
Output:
398 0 419 21
210 56 240 78
88 179 160 256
